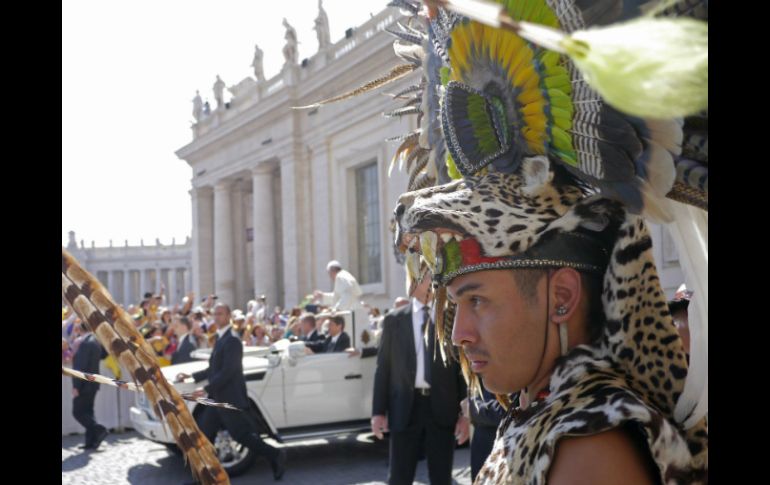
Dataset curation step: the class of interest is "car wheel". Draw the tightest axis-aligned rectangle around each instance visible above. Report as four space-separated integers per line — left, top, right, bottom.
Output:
213 429 257 477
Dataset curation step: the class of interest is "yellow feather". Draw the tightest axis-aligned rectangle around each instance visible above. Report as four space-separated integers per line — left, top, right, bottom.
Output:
522 100 546 116
450 28 471 74
517 88 542 105
472 22 486 51
457 26 472 59
497 36 516 70
523 114 547 133
512 63 537 88
505 36 531 76
449 48 468 79
522 128 547 153
487 24 499 62
520 71 540 92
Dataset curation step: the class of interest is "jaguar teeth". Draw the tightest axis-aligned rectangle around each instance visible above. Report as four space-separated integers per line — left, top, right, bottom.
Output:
419 231 438 269
439 233 452 243
406 251 421 281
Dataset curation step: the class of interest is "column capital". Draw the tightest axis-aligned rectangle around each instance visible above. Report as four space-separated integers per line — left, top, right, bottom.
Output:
191 185 213 194
251 163 275 176
214 180 234 192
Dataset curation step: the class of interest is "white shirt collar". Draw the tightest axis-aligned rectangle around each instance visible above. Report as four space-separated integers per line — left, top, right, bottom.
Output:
412 298 429 314
410 299 431 389
217 324 232 338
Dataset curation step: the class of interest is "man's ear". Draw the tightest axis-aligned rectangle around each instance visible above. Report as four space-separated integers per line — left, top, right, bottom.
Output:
549 267 582 323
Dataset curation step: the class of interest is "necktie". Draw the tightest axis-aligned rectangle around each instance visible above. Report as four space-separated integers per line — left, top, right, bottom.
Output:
422 306 433 385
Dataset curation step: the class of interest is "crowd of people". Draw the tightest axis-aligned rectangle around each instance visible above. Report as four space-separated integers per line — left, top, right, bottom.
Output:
62 262 395 369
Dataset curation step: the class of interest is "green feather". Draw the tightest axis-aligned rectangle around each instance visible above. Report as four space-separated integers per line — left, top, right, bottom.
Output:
467 93 501 155
547 88 572 107
552 148 578 167
503 0 557 26
529 1 544 23
540 50 561 68
548 89 572 109
550 106 572 123
443 239 462 276
544 65 569 79
446 153 462 180
551 126 574 157
440 67 451 86
552 110 573 126
521 0 537 22
544 74 571 90
489 96 509 146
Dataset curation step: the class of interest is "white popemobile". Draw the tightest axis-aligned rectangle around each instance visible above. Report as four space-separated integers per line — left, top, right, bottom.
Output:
130 312 379 476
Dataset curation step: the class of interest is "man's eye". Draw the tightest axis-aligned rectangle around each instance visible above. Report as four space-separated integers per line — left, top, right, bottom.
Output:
470 296 482 307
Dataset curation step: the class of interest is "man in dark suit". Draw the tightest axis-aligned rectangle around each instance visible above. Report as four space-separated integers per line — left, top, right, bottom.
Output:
306 314 350 353
468 383 507 481
371 272 469 485
72 324 109 450
298 313 325 343
324 315 351 352
176 303 286 481
171 316 197 365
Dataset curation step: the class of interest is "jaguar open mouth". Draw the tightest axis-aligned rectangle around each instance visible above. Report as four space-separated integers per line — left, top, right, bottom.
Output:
400 227 469 291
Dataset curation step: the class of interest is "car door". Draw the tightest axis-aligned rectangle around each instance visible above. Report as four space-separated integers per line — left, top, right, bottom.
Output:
282 351 366 427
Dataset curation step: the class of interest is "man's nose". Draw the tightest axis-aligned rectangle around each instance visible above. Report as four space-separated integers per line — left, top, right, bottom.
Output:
451 304 477 347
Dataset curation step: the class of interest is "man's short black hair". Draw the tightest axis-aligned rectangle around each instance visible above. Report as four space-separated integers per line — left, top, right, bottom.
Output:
213 302 231 314
300 313 316 326
329 315 345 329
511 268 605 343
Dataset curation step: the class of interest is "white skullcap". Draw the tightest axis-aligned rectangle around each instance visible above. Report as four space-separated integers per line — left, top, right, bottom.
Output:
326 260 342 271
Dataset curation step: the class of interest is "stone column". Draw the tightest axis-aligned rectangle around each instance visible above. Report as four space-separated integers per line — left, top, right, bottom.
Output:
107 270 115 297
191 186 215 299
231 181 247 309
180 268 186 300
279 137 312 307
123 269 131 305
214 181 235 306
141 269 151 299
251 165 278 308
169 268 178 307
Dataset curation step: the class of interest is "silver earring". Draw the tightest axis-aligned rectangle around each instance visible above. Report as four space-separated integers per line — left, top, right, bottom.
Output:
556 306 568 316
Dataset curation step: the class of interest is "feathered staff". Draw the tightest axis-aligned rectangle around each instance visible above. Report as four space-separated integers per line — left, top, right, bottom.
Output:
62 366 240 410
292 63 417 110
62 248 229 485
